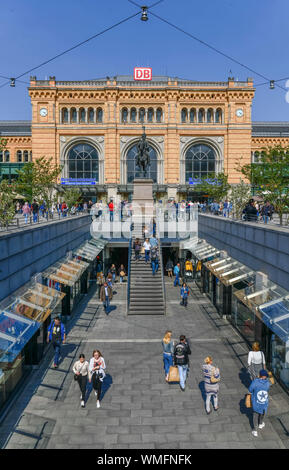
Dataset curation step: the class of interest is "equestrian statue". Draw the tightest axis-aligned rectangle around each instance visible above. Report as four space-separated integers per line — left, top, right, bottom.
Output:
136 128 150 177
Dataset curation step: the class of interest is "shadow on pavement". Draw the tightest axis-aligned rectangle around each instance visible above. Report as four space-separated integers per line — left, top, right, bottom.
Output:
239 395 254 430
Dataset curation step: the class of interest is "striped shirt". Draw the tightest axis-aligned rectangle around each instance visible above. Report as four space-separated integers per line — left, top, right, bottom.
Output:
202 363 220 393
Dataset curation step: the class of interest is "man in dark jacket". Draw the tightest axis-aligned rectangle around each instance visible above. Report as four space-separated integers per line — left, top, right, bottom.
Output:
47 316 66 368
243 200 258 222
174 335 191 391
100 282 113 314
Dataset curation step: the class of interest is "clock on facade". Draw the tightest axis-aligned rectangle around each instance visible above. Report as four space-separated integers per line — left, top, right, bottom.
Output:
236 108 244 117
40 108 48 117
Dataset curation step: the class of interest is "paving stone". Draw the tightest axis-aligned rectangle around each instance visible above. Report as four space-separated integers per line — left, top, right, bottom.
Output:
118 434 142 444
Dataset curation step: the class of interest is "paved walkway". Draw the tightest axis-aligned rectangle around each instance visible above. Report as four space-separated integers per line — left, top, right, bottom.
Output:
1 279 289 449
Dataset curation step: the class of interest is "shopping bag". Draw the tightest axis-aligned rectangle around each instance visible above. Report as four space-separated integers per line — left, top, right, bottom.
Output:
168 366 180 383
245 394 252 408
268 371 275 385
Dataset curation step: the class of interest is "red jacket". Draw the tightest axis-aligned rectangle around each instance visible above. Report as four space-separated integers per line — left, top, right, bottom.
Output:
108 202 114 212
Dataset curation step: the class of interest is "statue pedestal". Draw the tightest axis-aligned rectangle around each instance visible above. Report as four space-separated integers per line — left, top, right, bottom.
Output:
132 178 154 222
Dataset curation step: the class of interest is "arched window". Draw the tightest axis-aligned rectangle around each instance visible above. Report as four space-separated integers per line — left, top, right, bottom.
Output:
88 108 94 123
71 108 77 123
4 150 10 162
148 108 154 122
79 108 86 123
67 143 99 180
97 108 103 123
189 108 195 123
126 143 158 183
198 109 205 123
139 108 145 123
207 109 213 123
181 108 188 123
215 108 222 123
23 150 29 162
131 108 137 122
122 108 128 123
17 150 22 162
185 143 216 182
62 108 68 123
156 108 162 123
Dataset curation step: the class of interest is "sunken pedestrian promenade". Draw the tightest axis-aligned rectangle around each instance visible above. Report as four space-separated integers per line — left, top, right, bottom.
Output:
1 279 289 449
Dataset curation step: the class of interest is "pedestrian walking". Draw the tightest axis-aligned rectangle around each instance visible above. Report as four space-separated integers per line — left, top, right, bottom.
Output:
180 282 189 307
31 199 39 223
22 201 31 224
72 353 91 408
248 342 266 381
248 369 271 437
143 238 151 264
89 350 106 408
174 335 191 391
108 199 114 222
109 264 116 284
97 272 104 299
174 263 181 286
202 356 220 414
150 246 159 276
243 199 258 222
261 201 271 224
100 281 113 314
162 330 174 382
118 264 126 284
165 258 173 278
149 234 158 249
133 238 141 261
47 316 66 368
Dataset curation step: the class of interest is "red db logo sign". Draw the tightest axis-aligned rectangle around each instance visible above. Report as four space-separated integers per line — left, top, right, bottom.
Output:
134 67 152 81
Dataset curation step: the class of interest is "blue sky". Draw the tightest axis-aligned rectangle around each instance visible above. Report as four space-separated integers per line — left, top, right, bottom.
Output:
1 0 289 121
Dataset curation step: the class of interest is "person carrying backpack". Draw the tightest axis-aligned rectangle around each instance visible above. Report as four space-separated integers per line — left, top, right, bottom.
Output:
150 246 159 276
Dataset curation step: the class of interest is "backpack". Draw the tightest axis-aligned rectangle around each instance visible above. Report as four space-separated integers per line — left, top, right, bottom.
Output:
151 248 158 260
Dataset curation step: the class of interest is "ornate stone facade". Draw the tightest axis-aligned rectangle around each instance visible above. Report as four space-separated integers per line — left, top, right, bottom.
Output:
1 75 288 199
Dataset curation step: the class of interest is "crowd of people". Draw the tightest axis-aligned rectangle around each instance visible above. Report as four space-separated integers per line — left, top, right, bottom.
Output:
14 199 93 224
243 199 274 223
161 331 272 437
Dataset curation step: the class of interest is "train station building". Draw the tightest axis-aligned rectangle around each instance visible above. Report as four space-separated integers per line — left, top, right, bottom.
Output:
1 74 289 201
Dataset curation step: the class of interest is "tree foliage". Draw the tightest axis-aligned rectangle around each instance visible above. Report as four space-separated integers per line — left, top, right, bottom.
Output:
16 157 62 214
0 179 16 227
196 172 230 201
230 179 251 220
241 145 289 225
63 187 82 209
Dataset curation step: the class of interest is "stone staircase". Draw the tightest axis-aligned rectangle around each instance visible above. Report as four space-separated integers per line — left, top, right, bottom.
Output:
128 222 165 315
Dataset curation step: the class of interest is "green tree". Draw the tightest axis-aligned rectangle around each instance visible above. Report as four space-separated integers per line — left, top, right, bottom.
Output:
0 179 16 227
230 179 251 220
197 172 230 201
241 145 289 225
16 157 62 216
63 187 82 209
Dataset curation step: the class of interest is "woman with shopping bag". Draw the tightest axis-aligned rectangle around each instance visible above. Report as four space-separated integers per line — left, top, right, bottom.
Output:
161 331 174 382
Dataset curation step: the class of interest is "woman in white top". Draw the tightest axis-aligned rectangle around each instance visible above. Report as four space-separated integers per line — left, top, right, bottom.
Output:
73 354 91 408
143 238 151 263
89 350 106 408
248 342 266 381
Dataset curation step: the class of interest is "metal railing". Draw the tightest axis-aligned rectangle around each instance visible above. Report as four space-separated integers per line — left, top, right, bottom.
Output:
126 232 133 315
0 210 88 233
156 216 167 315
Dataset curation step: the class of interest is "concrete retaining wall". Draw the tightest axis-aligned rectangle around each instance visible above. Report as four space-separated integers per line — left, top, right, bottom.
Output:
198 214 289 290
0 215 91 301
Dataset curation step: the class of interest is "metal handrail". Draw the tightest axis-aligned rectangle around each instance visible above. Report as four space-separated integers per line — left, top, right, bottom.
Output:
126 231 133 315
156 216 166 315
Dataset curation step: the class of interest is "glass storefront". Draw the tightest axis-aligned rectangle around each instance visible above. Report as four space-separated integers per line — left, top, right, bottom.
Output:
42 257 89 317
0 282 65 409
